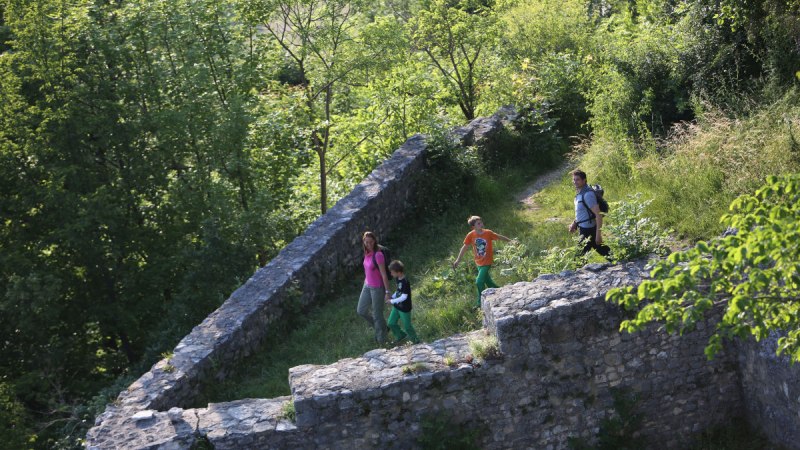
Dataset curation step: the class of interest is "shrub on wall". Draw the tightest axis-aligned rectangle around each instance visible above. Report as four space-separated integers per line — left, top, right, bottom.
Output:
607 174 800 362
477 123 564 174
413 118 565 219
412 129 481 218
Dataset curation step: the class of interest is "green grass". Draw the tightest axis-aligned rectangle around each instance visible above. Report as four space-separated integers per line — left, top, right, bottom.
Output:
580 88 800 241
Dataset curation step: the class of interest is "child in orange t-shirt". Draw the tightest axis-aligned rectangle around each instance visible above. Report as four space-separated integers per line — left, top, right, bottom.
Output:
452 216 513 306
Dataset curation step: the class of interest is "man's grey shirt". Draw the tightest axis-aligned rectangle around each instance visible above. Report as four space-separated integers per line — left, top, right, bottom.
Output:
574 186 598 228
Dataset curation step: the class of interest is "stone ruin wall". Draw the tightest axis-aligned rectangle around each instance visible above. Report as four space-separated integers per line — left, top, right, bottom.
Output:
85 108 518 448
284 262 744 450
86 109 799 449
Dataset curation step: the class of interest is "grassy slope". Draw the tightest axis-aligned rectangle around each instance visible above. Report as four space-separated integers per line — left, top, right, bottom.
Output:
581 89 800 241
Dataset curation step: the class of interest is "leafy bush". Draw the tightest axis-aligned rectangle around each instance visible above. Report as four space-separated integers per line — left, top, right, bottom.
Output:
497 238 581 278
416 412 484 450
532 239 589 275
478 124 563 174
497 236 588 278
412 128 482 218
496 240 538 280
604 195 673 261
607 174 800 362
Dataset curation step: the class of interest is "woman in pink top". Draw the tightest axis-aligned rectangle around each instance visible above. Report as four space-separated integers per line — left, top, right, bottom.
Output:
357 231 391 344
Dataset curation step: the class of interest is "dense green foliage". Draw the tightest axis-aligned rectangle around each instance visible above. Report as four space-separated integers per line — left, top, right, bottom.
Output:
1 0 799 446
603 195 672 261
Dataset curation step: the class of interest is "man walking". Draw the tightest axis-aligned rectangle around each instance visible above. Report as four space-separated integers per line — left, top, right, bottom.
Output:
568 169 612 258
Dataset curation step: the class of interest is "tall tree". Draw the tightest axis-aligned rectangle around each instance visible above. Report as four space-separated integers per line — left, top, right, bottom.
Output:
321 14 445 197
0 0 296 445
245 0 367 214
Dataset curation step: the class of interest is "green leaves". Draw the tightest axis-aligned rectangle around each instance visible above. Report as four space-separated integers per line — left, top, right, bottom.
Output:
606 174 800 362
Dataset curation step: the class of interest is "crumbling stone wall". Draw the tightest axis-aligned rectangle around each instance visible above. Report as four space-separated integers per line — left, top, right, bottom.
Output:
85 109 517 449
278 261 744 449
85 108 800 450
88 260 800 450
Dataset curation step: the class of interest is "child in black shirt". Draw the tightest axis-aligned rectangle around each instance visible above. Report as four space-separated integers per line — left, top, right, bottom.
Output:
387 260 419 345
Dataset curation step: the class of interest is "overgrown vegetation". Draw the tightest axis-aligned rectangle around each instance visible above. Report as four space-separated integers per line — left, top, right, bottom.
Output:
280 401 296 423
402 362 430 375
2 0 799 445
416 412 484 450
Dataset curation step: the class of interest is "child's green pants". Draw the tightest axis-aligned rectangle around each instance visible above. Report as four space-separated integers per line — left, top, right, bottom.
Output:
388 308 419 343
476 265 498 306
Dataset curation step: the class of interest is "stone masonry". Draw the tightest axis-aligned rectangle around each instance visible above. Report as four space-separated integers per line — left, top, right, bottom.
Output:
85 107 799 449
85 108 517 448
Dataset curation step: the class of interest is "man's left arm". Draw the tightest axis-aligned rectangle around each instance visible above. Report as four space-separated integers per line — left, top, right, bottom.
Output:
591 204 603 244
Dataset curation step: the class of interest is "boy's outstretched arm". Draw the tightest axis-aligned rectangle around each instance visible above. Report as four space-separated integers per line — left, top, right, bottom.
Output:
496 234 516 242
452 244 469 269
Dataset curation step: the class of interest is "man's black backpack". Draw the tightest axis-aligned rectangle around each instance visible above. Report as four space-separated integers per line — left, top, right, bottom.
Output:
580 184 609 221
372 245 393 280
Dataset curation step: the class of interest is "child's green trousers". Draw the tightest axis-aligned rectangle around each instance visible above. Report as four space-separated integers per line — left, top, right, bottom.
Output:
388 308 419 343
476 265 498 306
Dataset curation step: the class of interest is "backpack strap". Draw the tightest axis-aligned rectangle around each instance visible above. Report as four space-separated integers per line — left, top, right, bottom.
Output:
371 247 385 272
577 189 596 225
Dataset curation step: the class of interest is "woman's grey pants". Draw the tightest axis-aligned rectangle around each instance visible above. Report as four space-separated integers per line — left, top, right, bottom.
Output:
357 284 387 344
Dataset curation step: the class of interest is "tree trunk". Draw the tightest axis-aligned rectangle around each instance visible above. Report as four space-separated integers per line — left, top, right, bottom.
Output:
319 147 327 214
